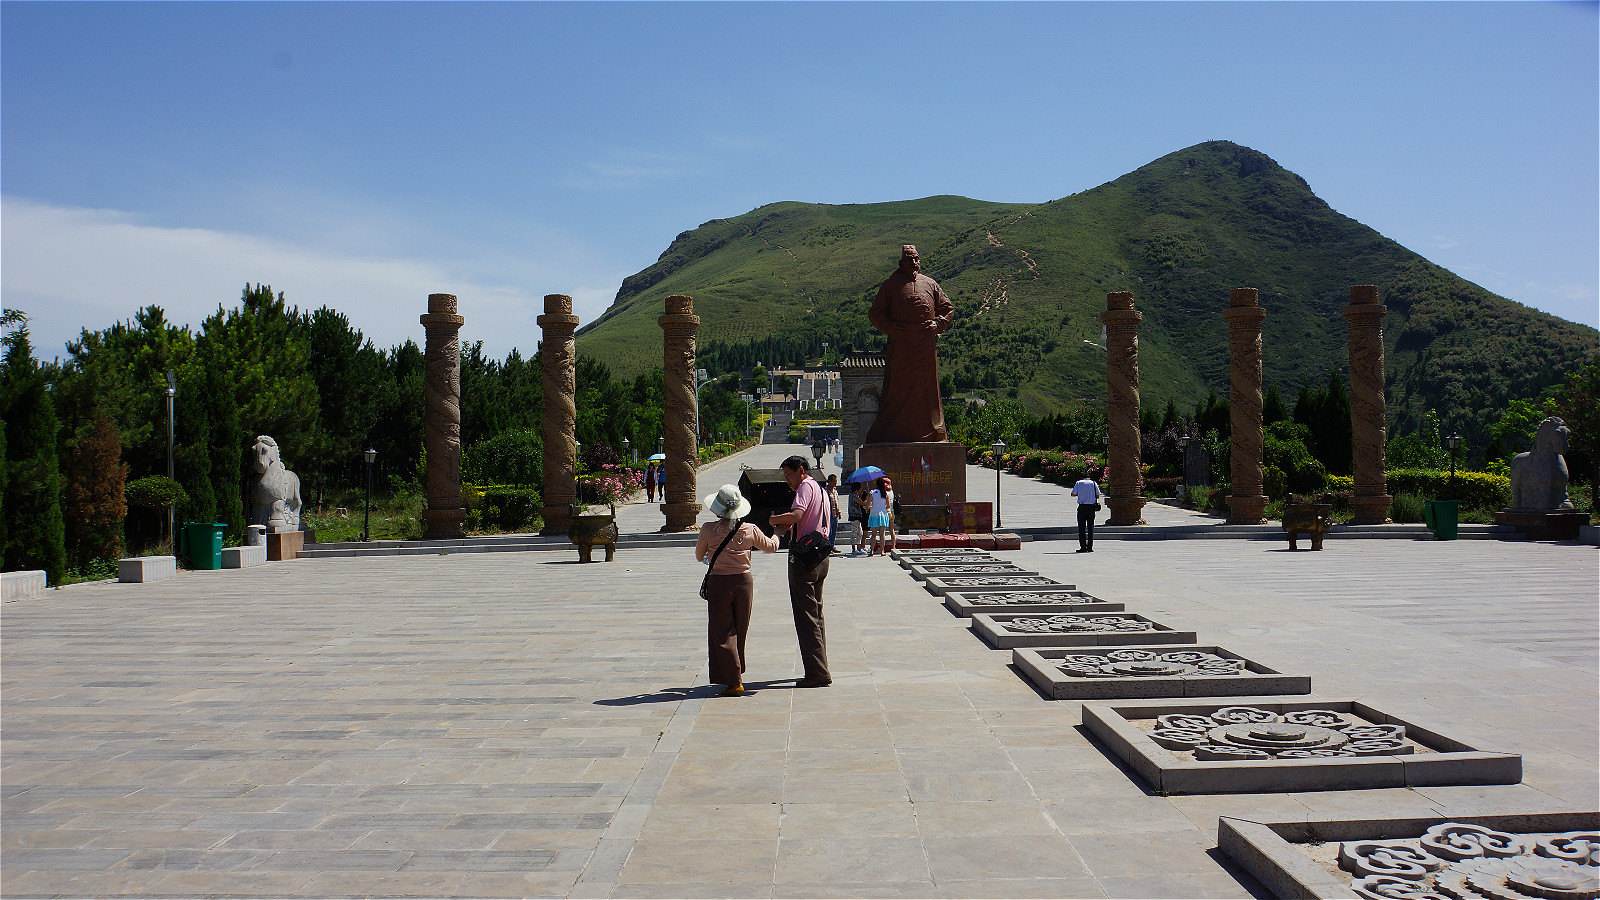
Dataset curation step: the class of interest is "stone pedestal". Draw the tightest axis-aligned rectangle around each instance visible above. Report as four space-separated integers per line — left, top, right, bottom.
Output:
222 545 267 569
266 531 304 561
420 293 466 539
1494 509 1588 541
2 570 46 601
1224 288 1268 524
1345 285 1392 524
857 442 968 508
538 294 580 535
118 556 176 583
1101 291 1146 525
658 295 700 532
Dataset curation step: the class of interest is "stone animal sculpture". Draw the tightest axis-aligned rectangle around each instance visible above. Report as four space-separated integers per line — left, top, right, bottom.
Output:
1282 500 1332 551
1509 417 1573 510
250 435 303 533
570 503 618 563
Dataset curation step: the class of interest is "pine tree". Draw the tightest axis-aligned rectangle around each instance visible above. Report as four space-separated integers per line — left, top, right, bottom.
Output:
2 316 68 583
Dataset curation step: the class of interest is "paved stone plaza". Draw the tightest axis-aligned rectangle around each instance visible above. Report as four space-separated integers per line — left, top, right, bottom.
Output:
4 517 1595 898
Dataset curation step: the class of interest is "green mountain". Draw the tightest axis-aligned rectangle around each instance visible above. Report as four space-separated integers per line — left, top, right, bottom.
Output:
576 140 1597 441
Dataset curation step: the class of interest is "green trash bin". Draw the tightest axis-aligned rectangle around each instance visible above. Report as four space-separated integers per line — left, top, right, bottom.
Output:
179 521 228 569
1423 499 1459 541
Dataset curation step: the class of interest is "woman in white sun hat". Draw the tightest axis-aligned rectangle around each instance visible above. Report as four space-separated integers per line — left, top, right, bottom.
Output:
694 483 780 696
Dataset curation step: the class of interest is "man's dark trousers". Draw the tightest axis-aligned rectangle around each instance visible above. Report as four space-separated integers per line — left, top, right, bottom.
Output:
1077 505 1095 550
787 553 830 683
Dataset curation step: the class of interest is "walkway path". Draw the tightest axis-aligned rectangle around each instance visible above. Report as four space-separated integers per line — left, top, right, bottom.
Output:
4 528 1594 897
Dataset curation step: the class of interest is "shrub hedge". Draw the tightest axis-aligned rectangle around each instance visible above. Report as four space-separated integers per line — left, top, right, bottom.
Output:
464 484 541 533
1386 468 1509 511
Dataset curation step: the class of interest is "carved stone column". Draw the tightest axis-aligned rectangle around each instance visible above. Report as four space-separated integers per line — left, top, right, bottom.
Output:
537 294 579 535
1345 284 1392 524
658 294 700 532
1224 288 1268 524
420 293 466 539
1101 291 1146 525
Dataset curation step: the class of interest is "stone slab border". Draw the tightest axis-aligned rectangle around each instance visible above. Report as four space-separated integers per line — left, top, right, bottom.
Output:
1215 810 1599 900
943 591 1113 617
118 556 176 583
223 545 267 569
905 563 1039 581
923 575 1073 598
1083 696 1523 795
2 570 47 601
1015 646 1311 700
971 612 1197 648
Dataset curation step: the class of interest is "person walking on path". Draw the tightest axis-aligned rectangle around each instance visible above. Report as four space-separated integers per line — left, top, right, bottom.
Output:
695 484 779 697
1072 468 1103 552
850 483 870 556
882 476 899 553
768 456 832 688
865 479 892 555
825 474 841 548
645 462 658 503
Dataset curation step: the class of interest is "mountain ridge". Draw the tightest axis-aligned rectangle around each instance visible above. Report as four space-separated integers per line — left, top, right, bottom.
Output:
576 141 1596 444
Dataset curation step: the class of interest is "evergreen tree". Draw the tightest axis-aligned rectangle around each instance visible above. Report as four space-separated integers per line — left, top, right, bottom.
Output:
64 415 127 568
2 316 68 583
1263 384 1288 424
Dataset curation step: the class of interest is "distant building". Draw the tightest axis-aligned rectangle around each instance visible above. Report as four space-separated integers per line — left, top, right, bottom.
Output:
763 368 842 413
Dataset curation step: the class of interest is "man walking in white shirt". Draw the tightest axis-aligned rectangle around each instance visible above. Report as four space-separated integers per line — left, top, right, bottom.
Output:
1071 469 1102 553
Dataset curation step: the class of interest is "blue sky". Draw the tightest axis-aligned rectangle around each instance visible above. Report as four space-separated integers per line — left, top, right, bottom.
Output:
3 1 1596 360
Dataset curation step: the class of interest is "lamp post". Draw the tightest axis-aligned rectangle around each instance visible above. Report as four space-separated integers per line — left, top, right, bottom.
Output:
164 371 176 545
992 439 1006 528
623 437 633 464
693 368 712 443
1446 432 1462 495
1177 432 1192 500
811 438 826 472
362 448 376 541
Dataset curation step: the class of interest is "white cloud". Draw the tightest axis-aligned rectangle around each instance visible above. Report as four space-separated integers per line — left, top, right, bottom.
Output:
0 196 626 361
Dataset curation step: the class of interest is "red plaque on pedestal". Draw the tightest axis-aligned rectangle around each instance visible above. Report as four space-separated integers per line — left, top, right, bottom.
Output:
857 442 967 508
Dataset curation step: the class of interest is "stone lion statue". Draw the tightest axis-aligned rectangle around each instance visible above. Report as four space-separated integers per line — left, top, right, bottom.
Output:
1509 417 1572 511
250 435 303 532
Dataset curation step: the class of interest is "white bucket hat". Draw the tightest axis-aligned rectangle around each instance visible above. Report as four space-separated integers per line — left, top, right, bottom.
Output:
702 483 751 521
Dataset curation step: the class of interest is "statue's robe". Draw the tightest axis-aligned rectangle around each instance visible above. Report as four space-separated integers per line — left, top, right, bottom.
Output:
865 270 953 443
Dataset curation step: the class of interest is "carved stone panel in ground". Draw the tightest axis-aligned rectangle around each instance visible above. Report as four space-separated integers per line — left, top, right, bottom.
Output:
1084 698 1523 794
1216 812 1597 900
1014 646 1312 700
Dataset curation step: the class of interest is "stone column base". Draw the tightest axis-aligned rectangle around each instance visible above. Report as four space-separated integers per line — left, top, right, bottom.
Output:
1350 494 1393 525
661 501 698 533
1227 495 1268 525
540 505 573 536
1106 495 1146 526
423 508 466 540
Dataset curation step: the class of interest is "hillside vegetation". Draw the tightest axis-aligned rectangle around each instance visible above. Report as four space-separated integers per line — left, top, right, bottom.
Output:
577 140 1596 446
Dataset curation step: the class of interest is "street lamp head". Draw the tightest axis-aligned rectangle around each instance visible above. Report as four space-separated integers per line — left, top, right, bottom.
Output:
165 369 177 397
622 437 631 449
364 448 377 464
992 439 1006 454
1178 433 1190 449
1446 432 1462 452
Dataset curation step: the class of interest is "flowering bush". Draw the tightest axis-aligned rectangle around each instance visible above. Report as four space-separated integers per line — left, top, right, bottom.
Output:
578 464 643 508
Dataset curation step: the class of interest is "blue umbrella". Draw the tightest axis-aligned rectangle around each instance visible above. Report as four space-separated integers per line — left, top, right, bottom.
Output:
647 453 666 461
846 465 885 484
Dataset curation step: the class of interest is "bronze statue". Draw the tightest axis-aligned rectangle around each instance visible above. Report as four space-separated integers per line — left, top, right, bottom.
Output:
865 245 954 443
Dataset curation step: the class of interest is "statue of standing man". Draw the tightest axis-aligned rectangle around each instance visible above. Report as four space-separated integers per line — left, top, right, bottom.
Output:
865 245 954 444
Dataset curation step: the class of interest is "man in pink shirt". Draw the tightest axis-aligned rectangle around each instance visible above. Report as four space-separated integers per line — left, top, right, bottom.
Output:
768 455 832 687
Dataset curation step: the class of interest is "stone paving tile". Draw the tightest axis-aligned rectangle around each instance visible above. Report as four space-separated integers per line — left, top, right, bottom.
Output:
773 836 930 883
4 519 1595 898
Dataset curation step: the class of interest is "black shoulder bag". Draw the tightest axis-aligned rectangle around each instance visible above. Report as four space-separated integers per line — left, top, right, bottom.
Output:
699 522 741 600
